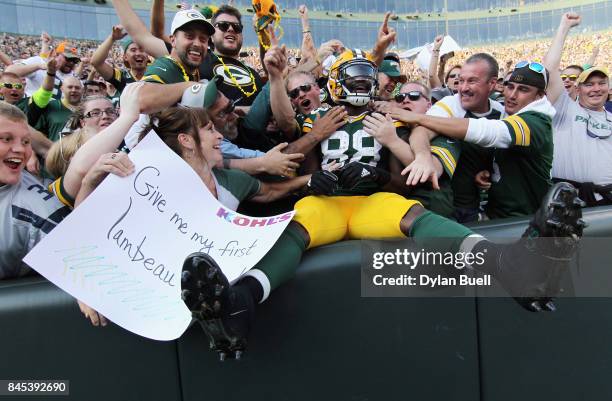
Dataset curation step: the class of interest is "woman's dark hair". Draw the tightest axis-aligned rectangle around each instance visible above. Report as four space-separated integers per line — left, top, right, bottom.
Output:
139 107 211 158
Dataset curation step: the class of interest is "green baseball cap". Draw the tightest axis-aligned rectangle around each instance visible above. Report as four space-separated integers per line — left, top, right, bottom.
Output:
179 75 222 109
379 60 407 83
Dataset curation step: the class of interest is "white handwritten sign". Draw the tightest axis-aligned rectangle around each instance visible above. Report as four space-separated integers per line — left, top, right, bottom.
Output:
24 132 294 341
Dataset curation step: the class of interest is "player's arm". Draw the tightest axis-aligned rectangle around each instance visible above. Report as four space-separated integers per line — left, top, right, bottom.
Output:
227 143 304 177
371 12 396 67
112 0 169 58
283 107 347 155
5 59 45 77
91 26 126 80
543 13 582 104
250 175 311 203
66 83 143 201
29 127 53 159
264 44 298 136
150 0 171 43
0 49 12 67
298 5 317 63
138 81 193 113
428 35 443 89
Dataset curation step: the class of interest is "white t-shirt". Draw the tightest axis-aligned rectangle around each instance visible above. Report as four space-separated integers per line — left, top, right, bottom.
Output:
551 91 612 185
0 172 70 279
18 56 74 99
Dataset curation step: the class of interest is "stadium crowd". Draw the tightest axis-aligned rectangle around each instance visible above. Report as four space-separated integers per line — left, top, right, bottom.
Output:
0 0 606 357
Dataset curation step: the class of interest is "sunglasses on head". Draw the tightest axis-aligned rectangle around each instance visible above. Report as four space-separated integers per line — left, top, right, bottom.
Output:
288 84 313 99
395 91 423 102
1 82 23 89
561 74 578 81
515 61 548 88
215 21 243 34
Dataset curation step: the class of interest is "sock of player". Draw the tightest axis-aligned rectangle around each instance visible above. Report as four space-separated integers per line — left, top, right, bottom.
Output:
236 224 307 303
409 210 504 273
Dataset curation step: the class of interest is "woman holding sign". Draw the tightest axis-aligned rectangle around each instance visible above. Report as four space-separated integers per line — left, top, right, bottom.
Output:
63 82 338 329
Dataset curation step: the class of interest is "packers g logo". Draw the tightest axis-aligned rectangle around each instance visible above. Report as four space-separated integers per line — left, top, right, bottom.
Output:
214 64 253 87
187 11 203 19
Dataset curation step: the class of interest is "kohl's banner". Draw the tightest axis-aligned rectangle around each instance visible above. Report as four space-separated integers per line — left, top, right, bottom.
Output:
24 132 294 341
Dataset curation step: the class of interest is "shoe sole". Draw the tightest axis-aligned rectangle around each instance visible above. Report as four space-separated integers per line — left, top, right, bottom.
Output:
180 253 245 360
535 182 586 240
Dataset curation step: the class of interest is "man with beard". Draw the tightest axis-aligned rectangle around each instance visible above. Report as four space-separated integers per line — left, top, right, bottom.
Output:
138 10 215 113
406 53 505 223
544 13 612 206
6 42 79 101
91 25 150 94
377 59 406 101
199 5 264 106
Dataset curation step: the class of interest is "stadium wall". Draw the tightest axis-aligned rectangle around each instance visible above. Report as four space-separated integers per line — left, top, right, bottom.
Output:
0 0 610 48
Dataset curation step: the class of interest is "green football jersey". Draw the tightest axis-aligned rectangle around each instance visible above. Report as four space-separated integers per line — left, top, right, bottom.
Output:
108 68 138 93
486 111 553 218
300 108 394 195
408 135 461 218
32 99 72 142
143 56 198 85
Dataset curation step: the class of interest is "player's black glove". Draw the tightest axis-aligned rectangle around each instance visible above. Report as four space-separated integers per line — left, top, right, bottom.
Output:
306 170 338 195
338 161 390 189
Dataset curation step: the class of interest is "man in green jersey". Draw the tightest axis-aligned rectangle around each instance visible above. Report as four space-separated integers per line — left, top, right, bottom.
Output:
138 9 215 113
393 61 555 219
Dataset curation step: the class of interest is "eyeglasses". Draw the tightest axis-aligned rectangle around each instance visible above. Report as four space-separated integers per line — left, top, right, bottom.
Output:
585 110 612 139
1 82 24 89
217 98 237 119
214 22 243 34
394 91 424 102
84 108 118 119
288 84 314 99
561 74 578 81
515 61 548 89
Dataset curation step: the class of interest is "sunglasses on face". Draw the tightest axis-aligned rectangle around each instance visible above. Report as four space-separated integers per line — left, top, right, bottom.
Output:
215 21 243 34
561 74 578 81
217 99 237 119
288 84 314 99
515 61 548 88
394 91 424 102
447 73 459 79
1 82 23 89
84 108 118 119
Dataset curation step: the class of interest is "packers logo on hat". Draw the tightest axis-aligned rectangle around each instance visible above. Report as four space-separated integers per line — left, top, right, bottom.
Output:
187 11 202 19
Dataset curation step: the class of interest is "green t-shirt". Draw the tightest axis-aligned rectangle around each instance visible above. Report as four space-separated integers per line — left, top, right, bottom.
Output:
213 168 261 211
143 56 198 85
485 111 553 219
32 99 72 142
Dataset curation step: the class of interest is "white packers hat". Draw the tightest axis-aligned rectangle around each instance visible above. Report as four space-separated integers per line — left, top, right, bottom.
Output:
171 9 215 36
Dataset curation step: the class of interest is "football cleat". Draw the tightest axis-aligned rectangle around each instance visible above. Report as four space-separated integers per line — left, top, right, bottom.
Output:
181 252 254 360
496 182 586 312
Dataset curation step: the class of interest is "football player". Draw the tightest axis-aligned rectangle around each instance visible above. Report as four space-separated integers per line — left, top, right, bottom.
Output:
180 50 586 360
